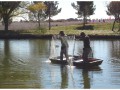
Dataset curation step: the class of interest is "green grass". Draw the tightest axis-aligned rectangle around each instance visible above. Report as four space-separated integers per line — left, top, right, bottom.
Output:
50 22 119 31
45 22 120 35
2 22 119 36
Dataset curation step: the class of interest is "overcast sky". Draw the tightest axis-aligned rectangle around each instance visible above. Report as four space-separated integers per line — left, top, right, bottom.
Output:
14 0 114 21
52 0 111 20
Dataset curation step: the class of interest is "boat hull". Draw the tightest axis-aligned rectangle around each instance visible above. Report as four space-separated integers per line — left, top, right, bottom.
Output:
50 59 68 64
73 59 103 68
49 56 103 68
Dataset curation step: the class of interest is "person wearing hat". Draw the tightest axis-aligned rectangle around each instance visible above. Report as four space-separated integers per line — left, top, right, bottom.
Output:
80 32 92 62
59 31 69 61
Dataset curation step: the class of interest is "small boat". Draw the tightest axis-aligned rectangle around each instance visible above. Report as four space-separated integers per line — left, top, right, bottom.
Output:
50 55 73 65
49 55 103 68
73 57 103 68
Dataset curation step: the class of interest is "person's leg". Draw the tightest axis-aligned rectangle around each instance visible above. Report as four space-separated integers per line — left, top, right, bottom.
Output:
88 48 93 58
83 48 88 62
65 47 69 60
60 48 64 61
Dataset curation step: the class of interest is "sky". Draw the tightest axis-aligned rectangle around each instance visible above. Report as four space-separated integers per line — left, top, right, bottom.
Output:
52 0 111 20
14 0 115 21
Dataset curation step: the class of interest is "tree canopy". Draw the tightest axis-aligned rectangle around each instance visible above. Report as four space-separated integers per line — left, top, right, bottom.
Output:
106 1 120 31
0 1 21 31
27 2 47 29
71 1 96 27
44 1 61 30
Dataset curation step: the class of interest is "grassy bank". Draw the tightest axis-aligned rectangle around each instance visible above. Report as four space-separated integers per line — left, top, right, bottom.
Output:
0 22 119 38
31 22 119 36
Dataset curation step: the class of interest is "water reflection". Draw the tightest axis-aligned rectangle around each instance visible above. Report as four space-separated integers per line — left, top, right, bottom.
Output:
82 69 90 89
29 39 50 57
81 67 102 89
0 39 43 88
1 40 11 87
111 40 120 59
3 40 10 67
0 39 120 88
60 65 68 89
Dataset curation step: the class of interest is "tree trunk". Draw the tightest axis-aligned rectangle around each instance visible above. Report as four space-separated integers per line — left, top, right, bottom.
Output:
3 16 9 32
38 13 41 30
49 2 51 30
38 20 41 30
49 15 51 30
118 17 120 32
118 21 120 31
112 19 116 32
83 9 86 28
83 16 86 27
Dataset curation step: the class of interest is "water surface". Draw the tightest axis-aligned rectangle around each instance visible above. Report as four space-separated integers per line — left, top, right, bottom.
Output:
0 39 120 89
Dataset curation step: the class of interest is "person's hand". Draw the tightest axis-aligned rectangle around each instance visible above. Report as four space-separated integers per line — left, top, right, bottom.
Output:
52 35 56 39
52 35 60 39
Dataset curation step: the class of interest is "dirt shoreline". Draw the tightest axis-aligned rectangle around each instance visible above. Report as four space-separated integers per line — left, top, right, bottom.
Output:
0 34 120 39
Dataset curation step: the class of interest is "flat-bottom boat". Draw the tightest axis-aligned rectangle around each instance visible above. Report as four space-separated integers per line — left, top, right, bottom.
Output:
49 55 103 68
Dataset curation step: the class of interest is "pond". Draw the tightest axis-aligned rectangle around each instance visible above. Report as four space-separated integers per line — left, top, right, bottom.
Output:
0 39 120 89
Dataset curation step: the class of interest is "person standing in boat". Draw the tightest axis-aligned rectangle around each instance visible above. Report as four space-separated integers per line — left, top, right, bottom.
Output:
59 31 69 61
80 32 92 62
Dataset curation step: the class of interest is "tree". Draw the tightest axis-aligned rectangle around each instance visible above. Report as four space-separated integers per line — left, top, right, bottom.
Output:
71 1 95 27
106 1 120 31
17 1 31 21
44 1 61 30
27 2 47 29
0 1 21 31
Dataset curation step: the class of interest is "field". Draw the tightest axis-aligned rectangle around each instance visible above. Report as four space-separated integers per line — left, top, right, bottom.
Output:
0 20 119 36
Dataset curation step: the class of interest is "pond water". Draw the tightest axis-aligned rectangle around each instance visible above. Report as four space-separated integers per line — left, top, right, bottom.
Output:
0 39 120 89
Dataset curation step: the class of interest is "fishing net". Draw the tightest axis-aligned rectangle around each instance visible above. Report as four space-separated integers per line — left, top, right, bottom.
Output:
49 37 57 59
49 35 75 66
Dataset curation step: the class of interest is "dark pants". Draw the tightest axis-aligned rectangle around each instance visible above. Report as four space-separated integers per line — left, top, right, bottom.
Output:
82 48 92 62
60 46 69 61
